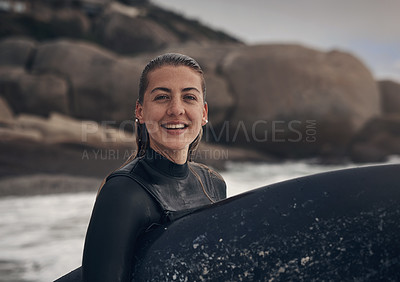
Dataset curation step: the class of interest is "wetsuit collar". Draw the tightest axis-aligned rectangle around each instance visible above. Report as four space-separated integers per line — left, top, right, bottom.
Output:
144 147 189 178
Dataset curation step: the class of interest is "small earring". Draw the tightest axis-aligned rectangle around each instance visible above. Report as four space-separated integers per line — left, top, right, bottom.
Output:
205 119 208 124
135 118 139 123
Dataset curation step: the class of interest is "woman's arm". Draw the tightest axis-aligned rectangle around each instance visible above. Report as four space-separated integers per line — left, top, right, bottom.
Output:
82 176 161 282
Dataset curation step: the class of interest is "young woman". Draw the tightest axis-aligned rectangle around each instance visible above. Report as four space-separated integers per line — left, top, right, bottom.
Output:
81 53 226 282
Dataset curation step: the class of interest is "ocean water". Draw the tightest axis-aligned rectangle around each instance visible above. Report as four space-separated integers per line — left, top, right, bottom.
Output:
0 157 399 282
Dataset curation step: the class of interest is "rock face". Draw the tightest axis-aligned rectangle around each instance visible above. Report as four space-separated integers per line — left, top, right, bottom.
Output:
0 36 389 161
31 40 142 122
50 9 91 38
219 44 381 157
1 1 396 164
0 111 136 149
94 3 180 54
0 1 239 55
0 110 137 178
0 97 14 125
0 67 69 116
0 37 36 67
349 115 400 163
379 80 400 114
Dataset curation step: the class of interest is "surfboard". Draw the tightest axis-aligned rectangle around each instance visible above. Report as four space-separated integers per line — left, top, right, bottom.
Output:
55 164 400 281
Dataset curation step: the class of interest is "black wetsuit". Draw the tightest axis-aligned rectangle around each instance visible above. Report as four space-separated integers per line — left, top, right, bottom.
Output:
82 148 226 282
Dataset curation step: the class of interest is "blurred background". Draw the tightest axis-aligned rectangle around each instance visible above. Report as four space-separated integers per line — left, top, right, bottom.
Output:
0 0 399 281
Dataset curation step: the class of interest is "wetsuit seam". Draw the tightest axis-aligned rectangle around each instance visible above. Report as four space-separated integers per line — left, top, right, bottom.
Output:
129 156 143 174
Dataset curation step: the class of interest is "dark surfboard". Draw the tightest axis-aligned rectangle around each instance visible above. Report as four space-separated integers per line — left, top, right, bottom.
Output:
55 164 400 281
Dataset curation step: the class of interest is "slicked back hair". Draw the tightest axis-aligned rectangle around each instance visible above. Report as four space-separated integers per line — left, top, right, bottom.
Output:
135 53 206 160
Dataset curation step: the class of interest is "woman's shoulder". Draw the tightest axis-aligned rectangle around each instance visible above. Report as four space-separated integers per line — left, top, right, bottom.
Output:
110 156 143 176
100 171 145 198
189 161 227 200
97 171 162 217
94 156 146 198
101 157 166 207
189 161 225 182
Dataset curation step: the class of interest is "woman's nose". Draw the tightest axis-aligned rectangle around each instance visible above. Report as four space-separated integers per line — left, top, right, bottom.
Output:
167 98 185 116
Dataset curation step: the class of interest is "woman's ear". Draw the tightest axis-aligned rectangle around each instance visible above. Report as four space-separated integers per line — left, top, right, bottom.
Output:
202 102 208 126
135 100 144 124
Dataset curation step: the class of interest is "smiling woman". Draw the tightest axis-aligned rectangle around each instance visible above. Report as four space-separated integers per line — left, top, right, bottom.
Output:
134 54 208 163
136 65 208 164
54 53 227 282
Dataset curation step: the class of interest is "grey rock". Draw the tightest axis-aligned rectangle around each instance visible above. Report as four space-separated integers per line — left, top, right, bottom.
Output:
50 8 91 38
379 80 400 115
0 67 69 116
0 37 36 67
349 115 400 163
0 96 14 125
94 2 179 54
31 40 141 123
220 44 380 157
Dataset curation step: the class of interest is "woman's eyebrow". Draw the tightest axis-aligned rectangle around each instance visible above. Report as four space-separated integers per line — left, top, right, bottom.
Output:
182 87 201 93
151 87 171 93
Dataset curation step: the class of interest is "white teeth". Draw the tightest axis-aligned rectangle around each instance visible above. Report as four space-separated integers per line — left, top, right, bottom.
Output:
163 124 186 129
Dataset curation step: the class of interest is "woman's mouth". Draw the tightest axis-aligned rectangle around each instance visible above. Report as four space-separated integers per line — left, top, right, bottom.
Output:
161 123 188 130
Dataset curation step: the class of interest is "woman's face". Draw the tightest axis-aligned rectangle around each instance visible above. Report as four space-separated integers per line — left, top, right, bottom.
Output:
136 65 208 158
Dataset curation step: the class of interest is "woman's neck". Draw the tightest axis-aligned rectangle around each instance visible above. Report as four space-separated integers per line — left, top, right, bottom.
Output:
149 144 188 164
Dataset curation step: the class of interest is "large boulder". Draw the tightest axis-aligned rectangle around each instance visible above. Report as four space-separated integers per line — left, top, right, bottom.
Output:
0 126 42 144
31 40 142 123
0 112 137 178
219 44 381 158
17 72 69 116
49 9 91 38
94 2 180 54
0 67 69 116
6 112 136 149
0 97 14 125
203 74 233 130
0 67 24 113
349 115 400 163
0 37 36 67
379 80 400 114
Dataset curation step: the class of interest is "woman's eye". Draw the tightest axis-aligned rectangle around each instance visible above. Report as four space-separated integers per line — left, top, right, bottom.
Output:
184 95 197 101
154 95 169 101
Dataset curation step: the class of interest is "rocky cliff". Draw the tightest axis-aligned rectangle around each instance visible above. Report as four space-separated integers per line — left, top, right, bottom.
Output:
0 0 241 54
0 0 399 178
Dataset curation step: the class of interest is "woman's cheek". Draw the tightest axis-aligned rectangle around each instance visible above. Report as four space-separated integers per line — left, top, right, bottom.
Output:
145 120 160 134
